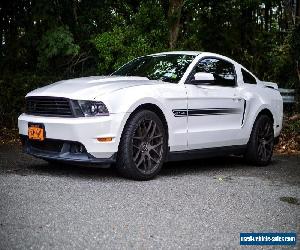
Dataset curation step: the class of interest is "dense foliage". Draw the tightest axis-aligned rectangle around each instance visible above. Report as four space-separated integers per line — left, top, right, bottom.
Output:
0 0 299 127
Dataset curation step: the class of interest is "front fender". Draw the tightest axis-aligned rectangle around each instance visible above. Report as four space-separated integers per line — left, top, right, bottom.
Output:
95 84 188 152
94 86 171 149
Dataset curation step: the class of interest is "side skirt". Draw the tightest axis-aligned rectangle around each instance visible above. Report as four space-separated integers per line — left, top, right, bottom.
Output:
166 145 247 162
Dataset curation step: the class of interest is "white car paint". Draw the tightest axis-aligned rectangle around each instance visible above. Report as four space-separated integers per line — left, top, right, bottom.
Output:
18 51 283 161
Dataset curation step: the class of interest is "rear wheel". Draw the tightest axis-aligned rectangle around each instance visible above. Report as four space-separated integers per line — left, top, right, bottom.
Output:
245 114 274 166
116 110 167 180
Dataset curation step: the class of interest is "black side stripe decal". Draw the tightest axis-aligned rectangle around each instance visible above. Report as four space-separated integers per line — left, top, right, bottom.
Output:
172 108 242 117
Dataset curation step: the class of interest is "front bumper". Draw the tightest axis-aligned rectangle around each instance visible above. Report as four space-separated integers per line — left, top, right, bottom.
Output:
18 113 129 161
20 135 116 166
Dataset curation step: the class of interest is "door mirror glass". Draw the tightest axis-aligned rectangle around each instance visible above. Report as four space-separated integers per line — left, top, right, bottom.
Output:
191 72 215 85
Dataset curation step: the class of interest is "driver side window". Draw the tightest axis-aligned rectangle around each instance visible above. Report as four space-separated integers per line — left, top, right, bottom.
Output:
194 58 236 87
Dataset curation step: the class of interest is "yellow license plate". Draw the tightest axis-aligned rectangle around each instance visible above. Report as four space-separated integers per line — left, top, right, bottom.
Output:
28 125 45 141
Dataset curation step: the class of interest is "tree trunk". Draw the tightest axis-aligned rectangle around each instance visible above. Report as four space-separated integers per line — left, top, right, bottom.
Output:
73 0 78 25
296 0 300 22
0 6 3 56
265 1 271 31
291 0 300 112
240 5 253 51
168 0 184 49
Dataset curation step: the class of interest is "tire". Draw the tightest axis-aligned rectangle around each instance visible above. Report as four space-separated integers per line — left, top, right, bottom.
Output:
116 110 167 180
244 114 274 166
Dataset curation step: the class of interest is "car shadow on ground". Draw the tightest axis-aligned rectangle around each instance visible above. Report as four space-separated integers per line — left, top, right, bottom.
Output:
15 154 277 180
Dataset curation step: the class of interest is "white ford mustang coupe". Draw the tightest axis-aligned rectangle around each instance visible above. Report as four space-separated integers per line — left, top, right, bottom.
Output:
18 51 283 180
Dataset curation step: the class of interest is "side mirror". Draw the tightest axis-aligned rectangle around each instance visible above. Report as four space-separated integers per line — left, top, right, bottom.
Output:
191 72 215 85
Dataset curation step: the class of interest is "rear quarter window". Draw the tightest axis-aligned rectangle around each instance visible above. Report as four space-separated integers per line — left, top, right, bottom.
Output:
241 68 257 84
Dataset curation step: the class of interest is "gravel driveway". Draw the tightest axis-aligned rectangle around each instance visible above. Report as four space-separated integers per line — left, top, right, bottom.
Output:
0 144 299 249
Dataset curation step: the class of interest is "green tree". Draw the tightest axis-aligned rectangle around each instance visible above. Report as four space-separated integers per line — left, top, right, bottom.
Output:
37 26 80 71
93 1 167 73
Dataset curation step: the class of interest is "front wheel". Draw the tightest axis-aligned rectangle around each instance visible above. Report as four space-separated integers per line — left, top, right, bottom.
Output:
116 110 167 180
245 115 274 166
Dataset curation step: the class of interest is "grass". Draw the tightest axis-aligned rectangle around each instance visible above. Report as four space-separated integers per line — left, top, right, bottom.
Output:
279 197 299 205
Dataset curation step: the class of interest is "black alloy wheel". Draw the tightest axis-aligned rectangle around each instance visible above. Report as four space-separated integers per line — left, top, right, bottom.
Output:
132 118 164 174
256 118 274 162
116 110 167 180
245 114 274 165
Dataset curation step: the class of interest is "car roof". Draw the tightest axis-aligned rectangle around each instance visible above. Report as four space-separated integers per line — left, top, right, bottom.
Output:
150 51 201 56
149 51 237 64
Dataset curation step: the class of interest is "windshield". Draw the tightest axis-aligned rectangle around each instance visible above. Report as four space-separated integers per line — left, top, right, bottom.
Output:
112 54 195 83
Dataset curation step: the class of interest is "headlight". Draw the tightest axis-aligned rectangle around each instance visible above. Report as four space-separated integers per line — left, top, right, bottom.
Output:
77 100 109 117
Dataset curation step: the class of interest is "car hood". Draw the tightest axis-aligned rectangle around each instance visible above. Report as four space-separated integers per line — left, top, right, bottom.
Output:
26 76 159 100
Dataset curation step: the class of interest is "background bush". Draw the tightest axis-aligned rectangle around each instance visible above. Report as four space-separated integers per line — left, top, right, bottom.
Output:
0 0 299 128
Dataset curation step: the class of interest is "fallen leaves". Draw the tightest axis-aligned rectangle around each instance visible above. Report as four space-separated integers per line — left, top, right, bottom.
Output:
275 113 300 155
0 127 20 145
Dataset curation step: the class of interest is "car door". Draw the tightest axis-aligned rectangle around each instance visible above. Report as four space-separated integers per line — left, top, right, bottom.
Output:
185 57 245 150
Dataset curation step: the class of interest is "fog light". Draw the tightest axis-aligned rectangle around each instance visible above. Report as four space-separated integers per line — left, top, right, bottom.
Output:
97 137 113 142
70 143 86 153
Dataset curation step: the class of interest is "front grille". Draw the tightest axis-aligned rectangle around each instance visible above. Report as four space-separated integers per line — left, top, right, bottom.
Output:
26 97 74 117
